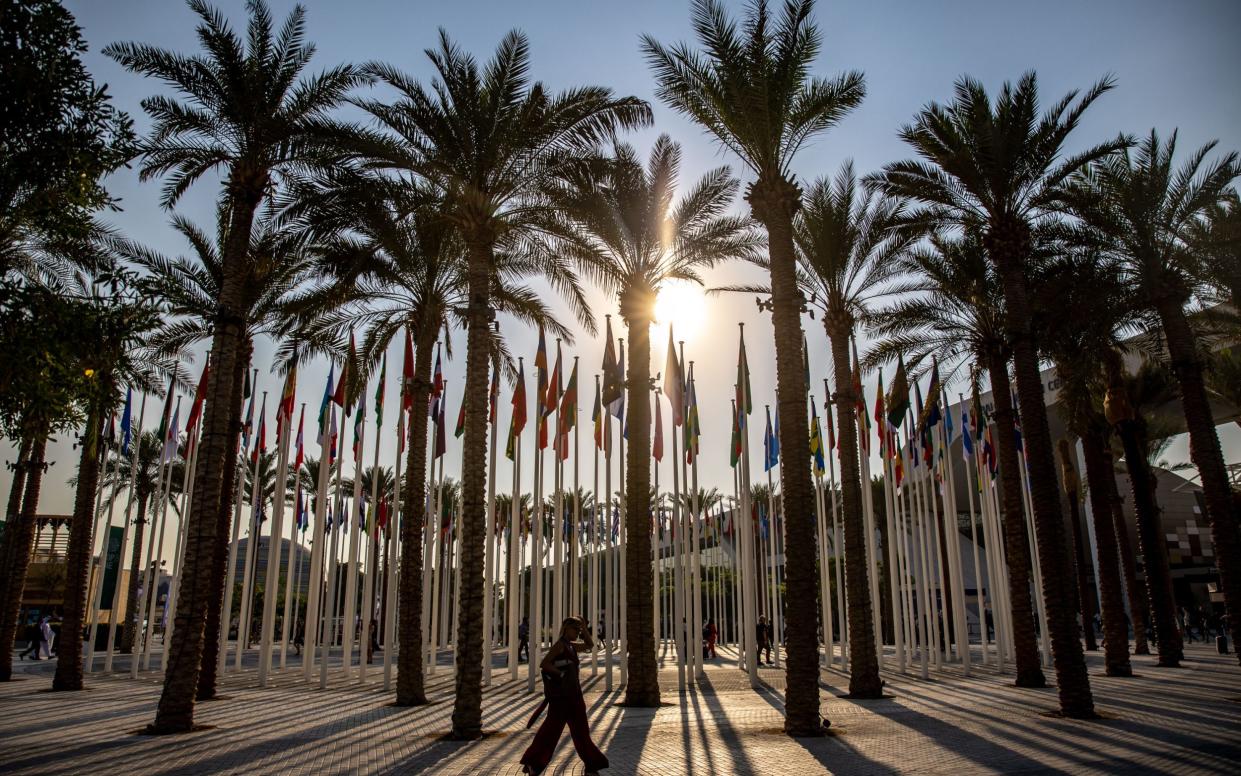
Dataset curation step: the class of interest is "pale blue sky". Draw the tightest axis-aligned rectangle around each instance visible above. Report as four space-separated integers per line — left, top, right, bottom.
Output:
7 1 1240 540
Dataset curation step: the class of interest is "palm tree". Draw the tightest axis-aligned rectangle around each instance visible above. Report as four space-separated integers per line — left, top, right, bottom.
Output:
643 0 865 734
1035 252 1137 676
1191 191 1240 313
1206 348 1241 426
291 174 586 710
1059 130 1241 661
98 431 187 654
869 72 1127 719
864 233 1047 686
1104 359 1185 665
116 212 310 700
53 273 173 692
346 33 649 738
540 134 756 706
106 0 366 731
721 164 911 696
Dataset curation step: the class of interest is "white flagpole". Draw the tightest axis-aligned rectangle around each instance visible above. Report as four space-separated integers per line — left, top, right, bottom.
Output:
101 393 148 672
591 374 601 675
85 425 123 672
617 339 627 686
236 393 267 672
938 396 970 674
737 386 759 687
880 424 906 675
162 417 199 670
258 392 293 686
571 358 581 634
482 368 499 687
220 418 250 676
359 391 383 683
137 395 181 674
603 380 614 689
527 391 544 693
321 405 348 688
687 358 704 681
342 396 365 678
280 402 307 670
384 399 406 691
302 397 331 682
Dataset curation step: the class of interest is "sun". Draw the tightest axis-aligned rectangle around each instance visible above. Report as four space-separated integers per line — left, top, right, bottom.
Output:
653 279 707 340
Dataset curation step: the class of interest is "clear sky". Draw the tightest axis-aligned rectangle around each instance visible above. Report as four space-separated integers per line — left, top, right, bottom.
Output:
5 1 1240 558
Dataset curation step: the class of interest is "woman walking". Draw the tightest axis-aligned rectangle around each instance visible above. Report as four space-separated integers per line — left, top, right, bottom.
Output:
521 616 609 775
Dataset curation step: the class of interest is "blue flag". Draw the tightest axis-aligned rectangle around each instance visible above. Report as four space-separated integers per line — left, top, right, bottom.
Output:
120 388 133 456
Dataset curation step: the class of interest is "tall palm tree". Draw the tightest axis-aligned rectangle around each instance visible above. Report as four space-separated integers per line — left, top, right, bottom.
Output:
105 0 366 731
643 0 865 734
1104 359 1185 665
864 233 1047 686
869 72 1127 718
1059 130 1241 661
291 175 585 710
98 430 187 654
1206 348 1241 426
1035 252 1137 676
347 33 649 737
53 272 173 692
720 164 911 696
116 212 310 700
541 134 756 706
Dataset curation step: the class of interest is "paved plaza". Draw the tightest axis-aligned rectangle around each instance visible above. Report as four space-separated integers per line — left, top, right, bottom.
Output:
1 643 1239 774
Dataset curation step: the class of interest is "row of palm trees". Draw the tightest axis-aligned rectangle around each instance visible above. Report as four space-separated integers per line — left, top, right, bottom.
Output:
2 0 1237 739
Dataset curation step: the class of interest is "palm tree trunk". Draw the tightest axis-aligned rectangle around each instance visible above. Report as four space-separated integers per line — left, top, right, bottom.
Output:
1108 474 1148 654
1156 298 1241 665
1079 426 1132 676
121 496 150 654
1065 488 1097 652
449 239 495 740
621 294 659 707
54 399 107 690
0 434 31 616
1114 418 1182 666
750 174 832 734
151 190 259 733
198 343 248 700
396 327 435 706
827 323 881 700
0 429 48 682
985 355 1047 687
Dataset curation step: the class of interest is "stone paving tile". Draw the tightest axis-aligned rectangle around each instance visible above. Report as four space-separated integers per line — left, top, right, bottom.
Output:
1 644 1239 774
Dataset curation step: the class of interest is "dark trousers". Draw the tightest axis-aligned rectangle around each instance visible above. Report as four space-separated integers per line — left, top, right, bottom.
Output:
521 695 607 773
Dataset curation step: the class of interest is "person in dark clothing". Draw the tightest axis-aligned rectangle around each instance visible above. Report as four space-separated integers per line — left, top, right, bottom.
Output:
18 622 41 660
757 615 773 665
521 616 608 776
518 617 530 664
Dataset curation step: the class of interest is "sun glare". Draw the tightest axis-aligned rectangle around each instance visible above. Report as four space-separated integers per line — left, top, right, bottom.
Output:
653 280 707 341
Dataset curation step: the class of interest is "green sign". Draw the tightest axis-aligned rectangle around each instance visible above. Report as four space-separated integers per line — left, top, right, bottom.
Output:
99 526 123 607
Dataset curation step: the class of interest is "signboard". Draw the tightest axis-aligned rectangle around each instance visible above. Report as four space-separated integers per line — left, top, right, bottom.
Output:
98 526 123 607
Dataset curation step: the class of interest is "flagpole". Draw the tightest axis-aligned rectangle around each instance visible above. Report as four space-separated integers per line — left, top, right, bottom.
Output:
482 366 499 687
101 392 148 672
359 385 383 683
136 394 181 675
321 404 348 688
737 324 759 689
303 385 331 682
528 373 544 694
258 384 294 686
616 338 628 687
85 418 123 672
591 374 601 675
603 373 614 689
280 404 307 670
688 361 704 680
383 394 406 691
221 379 253 676
939 393 970 674
570 357 581 641
823 388 848 672
235 393 266 673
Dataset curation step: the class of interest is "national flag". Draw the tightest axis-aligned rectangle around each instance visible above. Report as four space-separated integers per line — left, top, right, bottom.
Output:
602 317 622 409
653 392 664 462
434 392 446 459
894 438 905 487
162 405 180 464
317 365 334 446
852 345 870 453
809 402 826 476
187 361 210 431
803 336 812 392
544 341 562 417
684 364 700 463
352 397 365 458
943 386 954 442
294 406 305 472
489 366 500 424
374 353 387 430
592 379 603 450
663 327 684 426
825 395 836 451
920 358 942 432
886 356 910 429
507 363 527 461
276 360 296 435
736 329 752 422
555 360 577 460
295 483 306 531
401 330 415 413
334 332 355 412
875 369 887 455
431 343 444 405
251 399 266 466
961 403 975 461
535 330 549 449
120 388 133 456
454 393 465 439
612 339 626 424
155 379 175 448
982 425 997 479
763 407 778 472
242 373 255 449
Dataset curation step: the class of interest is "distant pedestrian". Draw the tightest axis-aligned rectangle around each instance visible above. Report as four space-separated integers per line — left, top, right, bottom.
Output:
521 616 608 776
18 622 41 660
40 617 55 659
518 617 530 664
757 615 773 665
